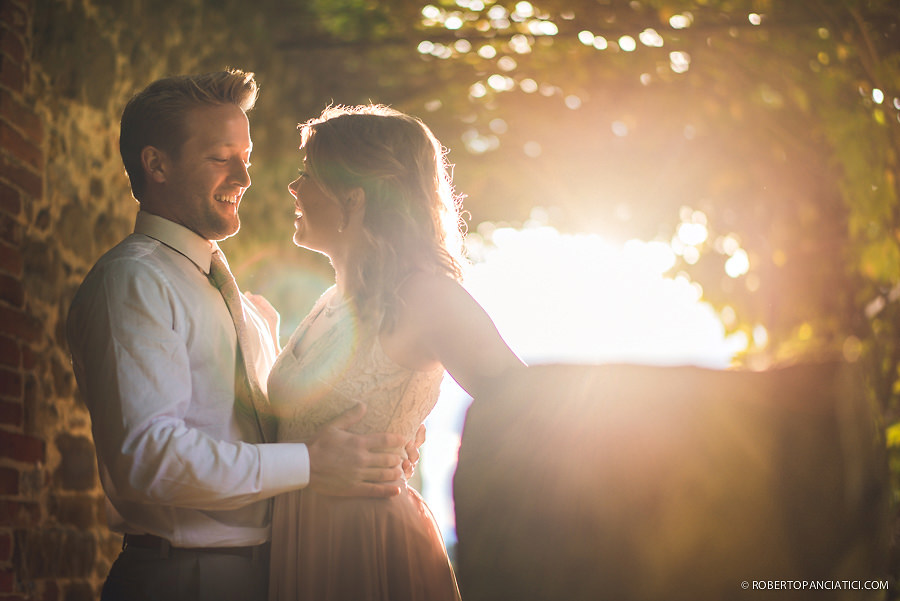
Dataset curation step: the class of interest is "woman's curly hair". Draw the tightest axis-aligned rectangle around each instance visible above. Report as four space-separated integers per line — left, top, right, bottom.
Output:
299 104 466 330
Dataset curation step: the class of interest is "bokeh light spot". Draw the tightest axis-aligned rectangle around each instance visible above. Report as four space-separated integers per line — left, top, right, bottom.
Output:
523 141 542 157
445 14 464 30
725 248 750 277
639 28 664 47
519 78 538 93
670 51 691 73
619 35 637 52
670 13 692 29
477 44 497 59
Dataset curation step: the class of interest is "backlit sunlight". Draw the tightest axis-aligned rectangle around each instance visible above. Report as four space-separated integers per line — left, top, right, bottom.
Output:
421 216 748 549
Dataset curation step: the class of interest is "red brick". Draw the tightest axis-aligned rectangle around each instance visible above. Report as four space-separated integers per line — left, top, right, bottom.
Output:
0 273 23 308
0 305 40 343
0 212 21 246
19 343 33 369
0 467 17 495
0 152 41 199
0 53 24 94
0 400 22 427
0 242 22 277
0 92 42 145
0 531 10 561
0 500 40 527
0 368 21 399
0 2 28 38
41 579 60 601
0 430 44 463
0 568 14 594
0 29 24 66
0 179 20 216
0 120 41 171
0 335 18 368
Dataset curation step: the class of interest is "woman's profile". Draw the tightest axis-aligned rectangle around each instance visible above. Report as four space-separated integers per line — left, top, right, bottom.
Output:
266 104 525 600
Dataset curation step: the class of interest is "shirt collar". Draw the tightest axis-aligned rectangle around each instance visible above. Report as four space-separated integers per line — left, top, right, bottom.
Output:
134 211 217 275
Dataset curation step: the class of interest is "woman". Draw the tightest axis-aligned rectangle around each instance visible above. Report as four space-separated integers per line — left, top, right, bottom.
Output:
266 105 525 600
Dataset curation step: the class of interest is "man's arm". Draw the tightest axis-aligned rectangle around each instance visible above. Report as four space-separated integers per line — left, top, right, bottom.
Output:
68 258 308 510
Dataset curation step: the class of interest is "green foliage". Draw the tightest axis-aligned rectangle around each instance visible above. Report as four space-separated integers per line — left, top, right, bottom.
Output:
186 0 900 583
238 1 900 418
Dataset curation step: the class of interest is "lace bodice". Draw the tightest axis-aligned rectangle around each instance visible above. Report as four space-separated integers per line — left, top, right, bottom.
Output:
267 287 444 443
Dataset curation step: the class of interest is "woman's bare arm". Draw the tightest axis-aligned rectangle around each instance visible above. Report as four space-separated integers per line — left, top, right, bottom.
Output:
382 273 526 399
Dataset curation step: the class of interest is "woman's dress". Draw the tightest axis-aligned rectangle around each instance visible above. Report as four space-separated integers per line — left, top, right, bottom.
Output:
266 287 461 601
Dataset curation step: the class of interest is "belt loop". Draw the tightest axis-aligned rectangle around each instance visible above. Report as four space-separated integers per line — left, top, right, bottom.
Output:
159 537 171 559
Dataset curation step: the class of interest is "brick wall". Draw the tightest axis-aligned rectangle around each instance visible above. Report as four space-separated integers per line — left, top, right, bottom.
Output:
0 0 57 598
0 0 359 596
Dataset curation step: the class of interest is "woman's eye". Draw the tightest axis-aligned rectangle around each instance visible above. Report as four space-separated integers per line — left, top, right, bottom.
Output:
297 168 307 177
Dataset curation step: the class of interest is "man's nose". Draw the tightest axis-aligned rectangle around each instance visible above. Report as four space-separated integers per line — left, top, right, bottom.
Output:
231 160 251 188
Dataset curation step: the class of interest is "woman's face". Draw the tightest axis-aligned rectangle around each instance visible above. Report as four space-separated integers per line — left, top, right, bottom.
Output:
288 167 345 254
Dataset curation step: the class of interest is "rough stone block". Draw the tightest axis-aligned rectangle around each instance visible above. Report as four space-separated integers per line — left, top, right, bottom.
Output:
63 581 95 601
15 528 97 579
53 434 95 492
49 495 95 529
454 362 889 601
56 206 95 258
23 239 63 304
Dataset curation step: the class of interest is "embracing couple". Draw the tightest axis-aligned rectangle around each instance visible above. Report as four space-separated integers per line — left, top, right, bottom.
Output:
66 68 525 600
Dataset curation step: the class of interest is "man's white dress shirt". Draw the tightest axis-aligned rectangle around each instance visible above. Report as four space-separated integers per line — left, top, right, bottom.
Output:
67 211 309 548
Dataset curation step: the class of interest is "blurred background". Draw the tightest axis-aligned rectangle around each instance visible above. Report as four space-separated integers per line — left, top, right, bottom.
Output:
4 0 899 598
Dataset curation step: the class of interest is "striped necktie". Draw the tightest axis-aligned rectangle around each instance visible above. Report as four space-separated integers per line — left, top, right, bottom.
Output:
208 250 272 443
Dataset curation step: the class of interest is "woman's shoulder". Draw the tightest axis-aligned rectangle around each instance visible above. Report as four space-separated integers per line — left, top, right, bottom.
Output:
398 272 469 316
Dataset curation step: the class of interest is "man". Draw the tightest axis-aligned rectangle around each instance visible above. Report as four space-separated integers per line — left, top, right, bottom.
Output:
67 69 419 601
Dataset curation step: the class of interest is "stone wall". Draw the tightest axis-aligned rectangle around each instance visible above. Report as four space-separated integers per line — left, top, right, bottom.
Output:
0 1 285 597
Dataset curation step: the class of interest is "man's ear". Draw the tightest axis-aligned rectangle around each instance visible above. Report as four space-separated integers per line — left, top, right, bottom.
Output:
141 146 168 184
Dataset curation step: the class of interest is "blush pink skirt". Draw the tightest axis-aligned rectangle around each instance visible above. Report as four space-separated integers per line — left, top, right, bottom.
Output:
268 484 460 601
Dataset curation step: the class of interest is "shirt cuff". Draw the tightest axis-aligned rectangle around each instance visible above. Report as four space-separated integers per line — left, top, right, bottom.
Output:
257 442 310 496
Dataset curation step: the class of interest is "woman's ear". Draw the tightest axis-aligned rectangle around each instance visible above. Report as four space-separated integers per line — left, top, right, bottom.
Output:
141 146 168 184
346 187 366 214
